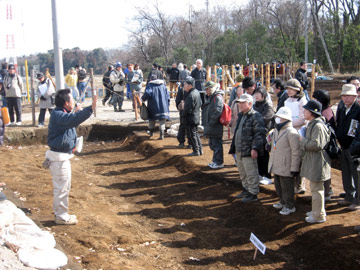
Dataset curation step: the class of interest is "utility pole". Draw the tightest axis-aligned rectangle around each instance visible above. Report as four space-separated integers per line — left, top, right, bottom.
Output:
245 43 249 64
51 0 64 89
304 0 308 63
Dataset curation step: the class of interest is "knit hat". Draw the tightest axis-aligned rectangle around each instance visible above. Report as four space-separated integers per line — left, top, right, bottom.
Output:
36 72 45 79
303 99 322 116
184 76 195 86
286 79 302 91
115 62 122 68
340 84 357 96
8 64 15 70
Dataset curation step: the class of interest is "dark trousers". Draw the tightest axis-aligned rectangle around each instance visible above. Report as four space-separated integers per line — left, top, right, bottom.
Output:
257 145 271 178
38 108 53 125
112 92 124 110
6 97 22 123
209 136 223 165
177 117 188 144
103 87 113 103
340 148 358 203
274 175 295 209
186 124 202 152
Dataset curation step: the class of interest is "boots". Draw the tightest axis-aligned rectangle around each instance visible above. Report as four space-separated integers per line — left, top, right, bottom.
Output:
158 130 164 140
147 129 154 137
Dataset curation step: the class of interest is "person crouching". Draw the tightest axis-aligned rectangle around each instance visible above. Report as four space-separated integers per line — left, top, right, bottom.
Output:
268 107 301 215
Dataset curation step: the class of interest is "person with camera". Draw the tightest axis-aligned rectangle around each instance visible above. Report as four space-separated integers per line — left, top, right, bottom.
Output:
36 72 55 127
110 62 125 112
3 64 23 125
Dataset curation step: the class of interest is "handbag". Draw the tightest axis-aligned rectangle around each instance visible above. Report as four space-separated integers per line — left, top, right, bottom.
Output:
140 103 149 120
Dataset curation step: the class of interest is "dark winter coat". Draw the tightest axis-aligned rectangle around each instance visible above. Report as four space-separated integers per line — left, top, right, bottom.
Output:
202 91 224 138
142 79 170 121
253 99 274 131
166 67 180 82
47 106 93 154
229 108 266 157
183 88 202 126
0 110 4 145
295 68 309 90
335 101 360 149
190 68 207 92
276 90 288 112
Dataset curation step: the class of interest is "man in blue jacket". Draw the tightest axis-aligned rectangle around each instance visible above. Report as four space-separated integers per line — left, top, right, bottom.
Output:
45 89 96 225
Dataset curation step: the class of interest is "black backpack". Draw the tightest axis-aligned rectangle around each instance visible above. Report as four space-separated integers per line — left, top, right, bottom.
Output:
325 124 340 159
78 69 87 80
102 70 112 88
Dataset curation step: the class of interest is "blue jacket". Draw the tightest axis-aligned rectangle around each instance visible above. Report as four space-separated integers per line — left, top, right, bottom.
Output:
142 80 170 121
47 106 93 153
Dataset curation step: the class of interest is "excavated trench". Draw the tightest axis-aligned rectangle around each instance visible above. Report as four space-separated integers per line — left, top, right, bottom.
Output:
1 123 359 270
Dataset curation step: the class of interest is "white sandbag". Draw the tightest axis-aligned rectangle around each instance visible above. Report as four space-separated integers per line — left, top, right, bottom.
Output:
0 200 67 269
18 247 68 270
167 123 180 137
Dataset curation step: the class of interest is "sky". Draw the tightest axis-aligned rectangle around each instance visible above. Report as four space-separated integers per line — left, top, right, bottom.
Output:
1 0 248 57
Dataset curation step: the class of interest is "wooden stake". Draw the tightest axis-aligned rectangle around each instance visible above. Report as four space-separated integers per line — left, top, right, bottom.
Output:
90 68 96 117
261 64 264 86
253 248 258 260
31 69 35 126
266 64 270 92
241 65 243 75
273 62 277 79
206 65 211 81
231 65 235 82
251 63 255 79
45 68 56 89
310 63 316 98
213 65 217 83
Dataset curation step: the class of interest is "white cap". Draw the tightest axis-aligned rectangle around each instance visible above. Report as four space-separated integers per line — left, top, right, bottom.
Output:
275 107 292 121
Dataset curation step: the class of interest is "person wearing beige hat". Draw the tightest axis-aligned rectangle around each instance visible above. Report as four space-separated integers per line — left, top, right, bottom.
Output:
268 107 301 215
284 78 308 194
336 84 360 209
229 94 267 203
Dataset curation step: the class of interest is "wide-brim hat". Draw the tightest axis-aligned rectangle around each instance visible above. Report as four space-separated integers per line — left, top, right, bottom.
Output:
340 84 357 96
286 79 302 91
275 106 292 121
303 100 322 116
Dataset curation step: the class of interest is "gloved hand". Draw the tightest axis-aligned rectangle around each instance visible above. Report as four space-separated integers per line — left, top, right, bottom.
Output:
290 171 299 177
40 95 47 101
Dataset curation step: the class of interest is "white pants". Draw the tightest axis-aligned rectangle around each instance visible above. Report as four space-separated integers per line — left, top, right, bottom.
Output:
49 159 72 221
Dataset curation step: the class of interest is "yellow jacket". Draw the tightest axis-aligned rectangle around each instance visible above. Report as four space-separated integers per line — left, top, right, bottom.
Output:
65 74 77 87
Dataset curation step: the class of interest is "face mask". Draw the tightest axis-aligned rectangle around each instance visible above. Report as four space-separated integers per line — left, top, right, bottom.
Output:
275 117 281 124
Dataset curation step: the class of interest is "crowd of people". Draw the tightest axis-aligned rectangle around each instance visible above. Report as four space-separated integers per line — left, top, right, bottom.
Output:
136 59 360 227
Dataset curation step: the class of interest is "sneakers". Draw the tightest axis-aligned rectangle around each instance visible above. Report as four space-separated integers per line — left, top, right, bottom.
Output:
295 188 306 194
273 202 284 209
305 216 326 223
324 196 331 202
102 99 106 106
15 122 22 126
306 211 312 217
348 203 360 211
260 176 273 185
209 163 224 169
37 124 45 127
55 215 78 225
280 207 296 215
235 190 250 199
337 199 352 206
241 193 258 203
186 151 200 156
178 143 185 148
208 161 215 167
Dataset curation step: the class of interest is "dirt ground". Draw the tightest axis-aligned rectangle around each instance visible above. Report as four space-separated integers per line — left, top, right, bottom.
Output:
2 128 360 270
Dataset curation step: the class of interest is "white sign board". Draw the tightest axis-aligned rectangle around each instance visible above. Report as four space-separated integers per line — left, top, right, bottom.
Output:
250 233 266 255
